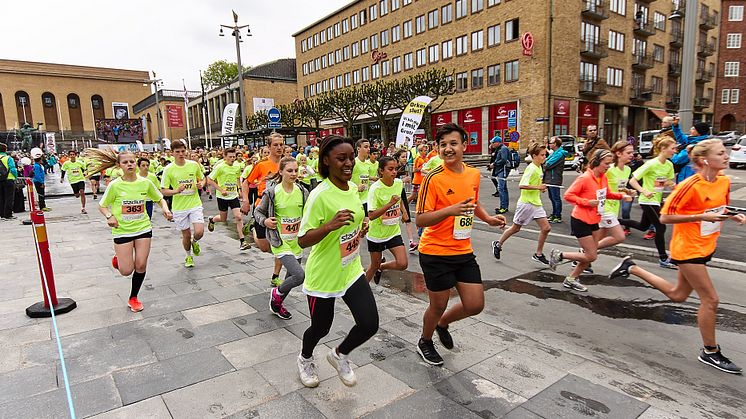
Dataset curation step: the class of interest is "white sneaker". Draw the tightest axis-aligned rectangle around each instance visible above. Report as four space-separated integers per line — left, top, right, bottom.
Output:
297 354 319 388
327 348 357 386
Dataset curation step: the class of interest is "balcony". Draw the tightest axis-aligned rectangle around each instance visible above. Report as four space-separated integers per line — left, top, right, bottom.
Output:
582 0 609 20
579 78 607 96
672 0 686 16
697 42 716 57
670 30 683 47
666 95 680 108
695 68 713 82
580 38 608 59
630 86 654 102
637 0 657 3
634 20 656 37
700 12 718 30
694 97 712 109
632 54 654 70
668 63 681 76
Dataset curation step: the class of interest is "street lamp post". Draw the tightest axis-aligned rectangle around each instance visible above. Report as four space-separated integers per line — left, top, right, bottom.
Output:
145 72 164 148
671 0 699 130
220 10 251 133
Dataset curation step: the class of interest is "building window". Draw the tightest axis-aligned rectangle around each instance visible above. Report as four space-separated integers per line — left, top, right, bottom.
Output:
314 34 319 47
310 84 316 96
353 70 361 84
314 58 320 71
303 86 309 98
343 46 350 60
362 66 370 82
456 35 468 55
371 33 379 49
653 12 666 31
43 94 54 107
471 68 484 89
360 10 367 25
488 0 501 6
416 15 426 34
506 18 519 42
336 49 342 62
392 0 400 11
505 60 519 82
442 4 453 24
428 44 439 63
370 4 378 21
416 48 426 66
442 40 453 59
328 27 333 41
403 20 412 38
729 5 744 21
345 72 351 87
606 67 623 87
472 0 484 13
336 75 343 88
382 60 390 76
488 64 500 85
322 80 328 92
725 61 740 77
352 42 360 57
488 24 501 46
361 38 369 53
320 30 326 44
582 22 600 44
610 0 626 15
329 77 335 91
321 55 327 68
653 45 664 62
391 25 401 42
580 61 598 82
471 30 484 51
301 39 307 52
342 19 349 33
328 52 335 66
403 0 412 5
722 89 731 104
651 76 663 94
732 89 740 103
456 0 467 19
380 0 389 16
727 33 742 49
381 30 389 46
608 30 625 51
404 52 413 70
351 14 358 29
302 63 308 75
334 23 340 37
393 56 402 73
456 72 468 91
428 9 439 29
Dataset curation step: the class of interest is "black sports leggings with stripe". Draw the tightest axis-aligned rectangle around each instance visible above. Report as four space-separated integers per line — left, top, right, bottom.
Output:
619 204 668 261
301 275 379 358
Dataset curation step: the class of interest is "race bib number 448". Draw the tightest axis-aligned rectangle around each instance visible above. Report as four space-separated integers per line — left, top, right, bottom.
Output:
339 229 361 266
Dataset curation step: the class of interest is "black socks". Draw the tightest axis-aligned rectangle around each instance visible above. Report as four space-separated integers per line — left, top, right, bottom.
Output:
130 271 146 298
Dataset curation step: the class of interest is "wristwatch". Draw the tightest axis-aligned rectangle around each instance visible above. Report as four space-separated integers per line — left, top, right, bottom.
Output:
105 213 114 219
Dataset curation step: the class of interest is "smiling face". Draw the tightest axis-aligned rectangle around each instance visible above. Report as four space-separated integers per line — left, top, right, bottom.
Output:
324 142 355 183
439 131 466 165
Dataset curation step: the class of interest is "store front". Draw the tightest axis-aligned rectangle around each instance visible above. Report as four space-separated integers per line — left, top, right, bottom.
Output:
459 107 483 154
577 101 600 137
553 99 570 136
431 112 452 140
487 101 519 150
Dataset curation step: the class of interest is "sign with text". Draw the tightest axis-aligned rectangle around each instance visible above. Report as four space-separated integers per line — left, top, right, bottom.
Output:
521 32 534 56
166 105 184 128
221 103 239 136
253 97 275 113
45 132 56 154
395 95 433 148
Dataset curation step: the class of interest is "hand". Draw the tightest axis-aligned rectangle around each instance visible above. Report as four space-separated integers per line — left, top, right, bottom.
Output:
357 183 366 192
488 214 507 228
388 195 400 206
588 199 599 206
325 209 355 231
701 212 730 222
221 189 229 197
177 184 186 193
163 210 173 222
488 164 493 170
107 217 119 228
402 213 410 223
402 176 411 184
240 201 250 215
447 198 476 217
622 194 634 202
641 189 654 198
673 116 679 125
664 180 675 188
359 219 369 237
264 217 278 229
731 213 746 225
538 184 548 192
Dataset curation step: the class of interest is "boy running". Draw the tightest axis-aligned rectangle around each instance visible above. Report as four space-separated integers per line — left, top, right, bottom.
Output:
207 148 249 250
61 150 88 214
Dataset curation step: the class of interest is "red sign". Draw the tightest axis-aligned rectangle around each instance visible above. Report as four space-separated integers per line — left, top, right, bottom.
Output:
332 127 345 136
458 107 483 154
431 112 452 139
521 32 534 56
553 99 570 117
578 101 599 118
371 49 388 64
166 105 183 128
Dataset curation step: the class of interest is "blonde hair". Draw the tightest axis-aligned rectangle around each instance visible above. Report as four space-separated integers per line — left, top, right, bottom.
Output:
610 141 633 164
84 148 135 177
690 139 722 167
652 136 676 156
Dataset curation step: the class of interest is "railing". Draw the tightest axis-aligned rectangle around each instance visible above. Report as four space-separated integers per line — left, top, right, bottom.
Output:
695 68 713 82
630 86 653 101
700 12 718 30
697 42 716 57
580 38 608 58
579 77 607 96
634 20 656 36
581 0 609 20
632 54 654 69
670 30 683 47
668 63 682 76
666 95 680 107
694 97 712 108
672 0 686 15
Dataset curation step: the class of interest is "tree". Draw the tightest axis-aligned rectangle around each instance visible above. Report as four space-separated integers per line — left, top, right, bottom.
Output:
360 80 400 145
202 60 239 89
295 96 332 132
324 88 366 137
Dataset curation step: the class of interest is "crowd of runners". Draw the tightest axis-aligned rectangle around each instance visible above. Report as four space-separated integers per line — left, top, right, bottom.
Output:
35 117 744 388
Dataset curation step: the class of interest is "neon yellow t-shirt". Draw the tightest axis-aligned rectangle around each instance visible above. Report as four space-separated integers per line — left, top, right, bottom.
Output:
160 160 204 212
423 155 443 172
62 160 86 183
100 177 162 238
241 164 254 180
307 157 321 181
106 167 124 181
352 158 376 203
605 165 631 217
518 163 543 206
367 179 404 242
633 158 675 205
271 183 304 257
208 163 241 200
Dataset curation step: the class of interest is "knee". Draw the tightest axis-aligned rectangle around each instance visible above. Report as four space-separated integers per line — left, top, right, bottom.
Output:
463 300 485 316
119 267 134 277
427 303 448 316
359 313 380 338
256 240 270 253
134 261 148 273
193 230 204 240
585 252 598 263
541 225 551 234
700 294 719 310
396 260 408 271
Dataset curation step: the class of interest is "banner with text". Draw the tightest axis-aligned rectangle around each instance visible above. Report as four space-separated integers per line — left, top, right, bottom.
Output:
166 105 184 128
221 103 239 136
395 95 433 148
45 132 56 154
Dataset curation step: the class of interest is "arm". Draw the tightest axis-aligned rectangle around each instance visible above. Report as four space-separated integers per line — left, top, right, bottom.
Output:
563 177 592 207
367 196 398 221
7 158 18 177
298 209 354 248
415 197 474 228
253 191 271 227
475 201 506 227
672 123 687 145
628 177 653 198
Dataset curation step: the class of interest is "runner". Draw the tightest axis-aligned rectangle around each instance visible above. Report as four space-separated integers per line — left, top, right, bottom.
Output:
365 156 408 285
421 141 442 176
416 123 506 366
92 149 172 312
548 149 631 291
408 144 429 205
297 154 315 191
609 139 745 374
395 150 418 252
491 142 552 265
60 150 88 214
296 135 378 388
86 151 102 200
137 157 160 219
351 139 377 213
254 157 309 320
206 148 249 250
160 139 206 268
597 141 637 251
619 136 678 269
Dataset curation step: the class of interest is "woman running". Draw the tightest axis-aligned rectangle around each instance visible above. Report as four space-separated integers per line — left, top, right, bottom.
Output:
254 157 309 320
619 136 678 269
609 139 745 374
416 123 506 366
365 156 409 284
549 149 631 291
90 149 172 312
296 135 378 388
395 150 419 252
596 141 636 251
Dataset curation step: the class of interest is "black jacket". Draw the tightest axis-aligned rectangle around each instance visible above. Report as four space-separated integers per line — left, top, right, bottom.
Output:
489 144 509 176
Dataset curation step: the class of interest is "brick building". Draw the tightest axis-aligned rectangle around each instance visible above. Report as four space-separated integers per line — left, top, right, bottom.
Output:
133 90 201 144
293 0 720 154
714 1 745 133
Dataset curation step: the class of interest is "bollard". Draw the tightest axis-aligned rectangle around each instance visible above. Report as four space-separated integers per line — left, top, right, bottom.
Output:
25 179 77 318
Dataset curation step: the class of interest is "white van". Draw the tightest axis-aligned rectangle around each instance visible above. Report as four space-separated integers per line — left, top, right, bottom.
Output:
638 130 659 156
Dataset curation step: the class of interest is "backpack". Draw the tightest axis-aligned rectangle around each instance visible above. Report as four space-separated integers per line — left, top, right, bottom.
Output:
506 149 521 170
0 157 9 182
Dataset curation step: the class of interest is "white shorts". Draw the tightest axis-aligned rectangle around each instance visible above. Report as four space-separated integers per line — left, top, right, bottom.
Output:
173 207 205 231
599 213 620 229
513 202 547 226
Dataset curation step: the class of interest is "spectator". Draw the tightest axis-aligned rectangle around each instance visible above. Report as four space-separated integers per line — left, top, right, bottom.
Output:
543 137 570 223
488 136 510 214
581 125 610 171
0 142 19 220
671 119 710 180
32 156 49 211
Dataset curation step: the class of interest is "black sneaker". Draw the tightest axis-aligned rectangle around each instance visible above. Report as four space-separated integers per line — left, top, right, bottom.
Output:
374 257 386 284
571 260 593 274
492 240 502 260
609 256 636 280
698 346 743 374
208 217 215 232
435 325 454 350
417 338 444 366
532 253 550 265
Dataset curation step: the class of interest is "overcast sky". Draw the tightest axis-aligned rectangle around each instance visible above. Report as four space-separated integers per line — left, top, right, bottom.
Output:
2 0 349 92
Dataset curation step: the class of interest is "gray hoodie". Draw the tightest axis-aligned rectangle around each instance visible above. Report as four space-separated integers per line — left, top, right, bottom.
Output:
253 181 310 249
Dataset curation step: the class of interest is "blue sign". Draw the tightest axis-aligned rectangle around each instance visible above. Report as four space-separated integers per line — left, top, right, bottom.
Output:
268 122 282 129
267 107 281 123
509 131 521 142
508 110 517 119
508 117 517 127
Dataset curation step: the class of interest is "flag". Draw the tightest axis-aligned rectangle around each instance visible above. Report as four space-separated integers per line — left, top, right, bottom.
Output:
182 79 189 106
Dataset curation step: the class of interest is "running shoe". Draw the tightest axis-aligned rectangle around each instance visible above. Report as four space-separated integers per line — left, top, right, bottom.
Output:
374 257 386 284
563 277 588 292
191 241 201 256
239 240 251 250
185 255 195 268
495 208 508 214
42 207 51 212
549 249 562 271
698 346 743 374
532 253 550 265
417 338 444 366
81 208 87 214
327 348 357 386
492 241 502 260
297 354 320 388
491 192 500 197
111 256 119 270
207 217 215 232
609 256 635 280
409 241 418 253
643 230 656 240
623 227 631 236
435 325 454 350
269 287 292 320
659 258 678 270
570 261 594 274
93 194 97 200
271 274 283 287
127 297 144 313
208 194 213 200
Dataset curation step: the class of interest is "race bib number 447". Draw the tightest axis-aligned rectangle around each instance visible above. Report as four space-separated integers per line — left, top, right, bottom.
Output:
280 217 301 241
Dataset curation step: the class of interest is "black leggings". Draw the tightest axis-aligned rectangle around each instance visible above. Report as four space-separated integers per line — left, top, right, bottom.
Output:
301 275 379 358
620 204 668 260
248 187 258 207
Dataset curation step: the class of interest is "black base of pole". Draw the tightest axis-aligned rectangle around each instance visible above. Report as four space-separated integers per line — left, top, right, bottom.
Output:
25 298 77 318
22 219 32 225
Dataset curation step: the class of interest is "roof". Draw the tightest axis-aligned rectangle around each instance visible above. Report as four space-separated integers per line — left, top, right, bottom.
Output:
292 0 361 37
133 89 201 114
0 59 149 83
242 58 297 82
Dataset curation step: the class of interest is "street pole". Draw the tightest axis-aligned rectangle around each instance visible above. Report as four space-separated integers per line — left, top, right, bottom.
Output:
220 10 251 133
145 73 164 149
677 0 698 130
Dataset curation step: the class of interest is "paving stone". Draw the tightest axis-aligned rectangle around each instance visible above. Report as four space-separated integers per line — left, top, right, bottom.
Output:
181 300 257 327
379 313 424 345
300 363 414 418
232 309 308 337
168 278 222 295
373 349 454 389
57 336 157 384
162 368 278 418
636 406 682 419
439 326 510 373
432 370 527 418
218 328 301 369
150 319 248 360
23 328 118 365
208 284 264 302
521 374 649 419
0 323 49 347
113 347 235 405
142 291 218 318
0 345 21 373
252 344 337 396
225 392 326 419
502 406 546 418
0 364 58 404
326 328 408 367
468 349 570 399
89 396 172 419
361 387 483 419
55 306 143 336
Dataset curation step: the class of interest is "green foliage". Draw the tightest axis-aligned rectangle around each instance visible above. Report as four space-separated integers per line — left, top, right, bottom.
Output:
202 60 239 89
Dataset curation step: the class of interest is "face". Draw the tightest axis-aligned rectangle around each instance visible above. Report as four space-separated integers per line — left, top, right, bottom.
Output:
381 160 398 181
617 145 634 164
261 147 270 158
119 154 137 173
532 149 548 164
587 126 598 138
68 152 77 161
324 142 355 181
662 120 671 128
283 146 292 156
705 142 728 169
299 156 307 165
282 161 299 182
358 141 370 157
596 156 613 173
138 160 150 172
225 152 236 164
269 139 284 157
661 143 677 158
398 153 408 165
439 132 466 164
419 145 428 156
173 148 187 160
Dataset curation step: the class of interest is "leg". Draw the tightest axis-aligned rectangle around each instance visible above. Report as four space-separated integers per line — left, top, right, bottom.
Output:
621 199 632 220
422 289 451 340
678 264 719 347
597 225 626 250
192 222 204 241
365 251 383 282
113 241 136 277
563 230 602 278
273 258 282 276
647 206 668 260
498 175 509 210
490 176 499 194
548 187 561 218
338 276 380 355
381 245 408 271
131 238 152 298
181 228 192 252
212 210 228 223
80 185 86 210
534 217 551 255
232 208 245 240
619 205 652 232
277 255 305 296
437 282 485 327
34 182 46 209
498 223 522 246
301 296 336 358
628 265 693 302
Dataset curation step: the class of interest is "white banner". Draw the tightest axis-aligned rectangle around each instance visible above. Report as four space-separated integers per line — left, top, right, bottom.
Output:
395 95 433 148
222 103 239 136
253 97 275 113
45 132 56 154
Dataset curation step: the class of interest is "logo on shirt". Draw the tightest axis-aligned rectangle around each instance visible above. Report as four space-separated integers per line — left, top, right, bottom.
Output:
446 189 455 195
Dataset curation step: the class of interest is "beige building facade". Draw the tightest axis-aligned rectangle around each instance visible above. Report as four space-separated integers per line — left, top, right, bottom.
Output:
133 90 201 144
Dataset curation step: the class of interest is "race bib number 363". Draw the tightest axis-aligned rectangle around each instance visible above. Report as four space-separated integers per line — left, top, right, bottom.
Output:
121 199 145 221
339 229 361 266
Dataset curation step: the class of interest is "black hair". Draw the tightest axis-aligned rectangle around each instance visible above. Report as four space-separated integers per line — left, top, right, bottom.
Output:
137 157 150 167
377 156 397 176
318 135 355 179
0 143 6 152
435 123 468 143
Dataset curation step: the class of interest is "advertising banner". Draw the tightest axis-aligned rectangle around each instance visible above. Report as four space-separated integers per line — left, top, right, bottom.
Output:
112 102 130 120
166 105 184 128
221 103 239 136
45 132 56 153
395 95 433 148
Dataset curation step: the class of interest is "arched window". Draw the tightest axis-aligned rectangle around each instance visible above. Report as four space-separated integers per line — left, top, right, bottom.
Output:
0 93 6 131
15 91 32 125
67 93 84 134
41 92 60 131
91 95 105 120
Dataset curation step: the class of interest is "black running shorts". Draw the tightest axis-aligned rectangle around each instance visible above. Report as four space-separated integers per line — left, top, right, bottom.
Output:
419 252 482 292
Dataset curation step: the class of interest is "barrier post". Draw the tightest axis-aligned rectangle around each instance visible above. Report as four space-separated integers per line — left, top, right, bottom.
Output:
25 179 77 318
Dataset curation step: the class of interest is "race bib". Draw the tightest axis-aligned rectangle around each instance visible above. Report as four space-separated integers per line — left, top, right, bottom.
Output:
617 180 627 192
280 217 301 241
596 188 607 215
339 229 361 266
70 168 81 177
654 177 667 192
121 199 145 221
224 182 237 193
178 179 195 195
359 174 369 190
453 215 473 240
701 206 725 236
382 204 400 226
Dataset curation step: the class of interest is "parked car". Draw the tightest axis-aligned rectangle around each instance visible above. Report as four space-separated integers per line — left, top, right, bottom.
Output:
729 136 746 169
556 135 579 169
712 131 740 146
638 130 659 156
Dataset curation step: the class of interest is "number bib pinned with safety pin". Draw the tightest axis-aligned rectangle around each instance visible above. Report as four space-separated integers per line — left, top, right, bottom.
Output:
280 217 301 241
121 199 145 221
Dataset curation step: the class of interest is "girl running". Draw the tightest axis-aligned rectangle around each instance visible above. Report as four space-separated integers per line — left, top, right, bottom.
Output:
619 136 678 269
254 157 309 320
395 150 418 252
416 123 506 366
365 156 409 285
609 139 745 374
90 149 173 312
597 141 636 250
296 135 378 388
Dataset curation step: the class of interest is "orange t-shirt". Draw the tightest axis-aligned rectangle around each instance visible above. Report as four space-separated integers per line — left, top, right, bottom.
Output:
416 164 480 256
413 156 427 185
246 158 279 198
661 173 730 260
426 150 438 160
